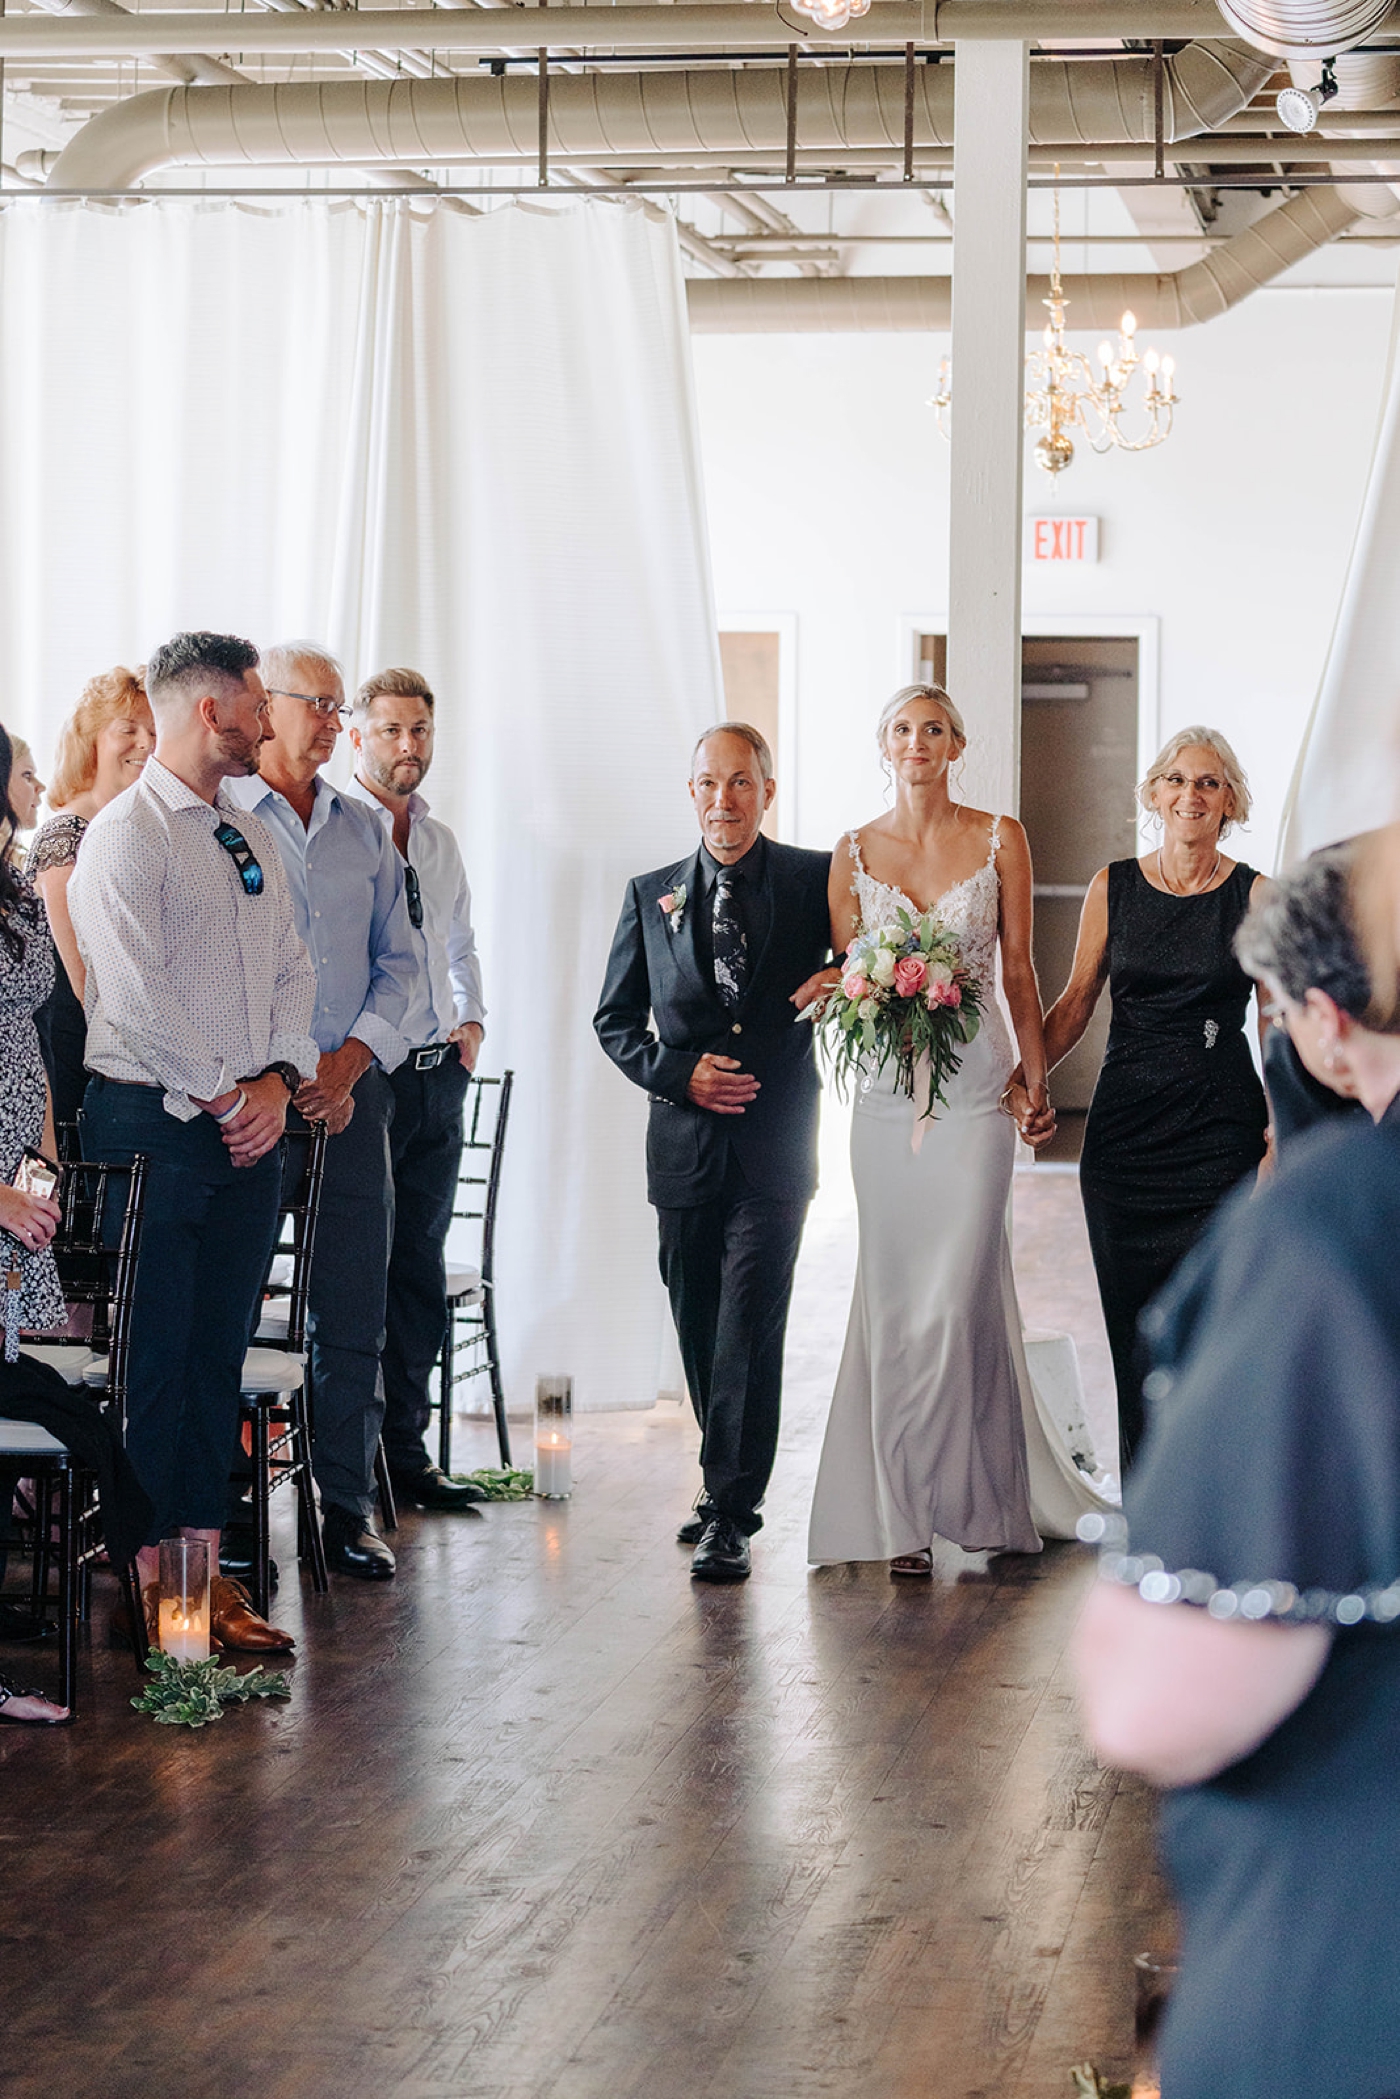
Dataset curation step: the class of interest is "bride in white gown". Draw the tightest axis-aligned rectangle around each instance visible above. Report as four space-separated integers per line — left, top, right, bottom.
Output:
806 685 1111 1572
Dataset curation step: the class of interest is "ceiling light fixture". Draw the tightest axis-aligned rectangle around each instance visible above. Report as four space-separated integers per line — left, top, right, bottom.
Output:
784 0 872 29
929 175 1178 479
1275 57 1339 134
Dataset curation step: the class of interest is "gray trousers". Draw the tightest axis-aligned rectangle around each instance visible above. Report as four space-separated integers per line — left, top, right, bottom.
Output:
289 1065 394 1525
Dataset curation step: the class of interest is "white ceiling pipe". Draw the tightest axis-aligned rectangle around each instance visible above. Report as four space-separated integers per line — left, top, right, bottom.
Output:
685 182 1375 328
24 0 249 88
0 0 1259 64
47 43 1273 188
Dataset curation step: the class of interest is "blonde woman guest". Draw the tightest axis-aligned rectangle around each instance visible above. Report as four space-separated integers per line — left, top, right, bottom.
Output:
1009 727 1267 1469
805 685 1108 1576
26 669 154 1134
5 740 46 854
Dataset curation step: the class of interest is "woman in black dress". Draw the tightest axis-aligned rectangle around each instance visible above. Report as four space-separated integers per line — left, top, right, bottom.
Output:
1014 727 1268 1468
1074 844 1400 2099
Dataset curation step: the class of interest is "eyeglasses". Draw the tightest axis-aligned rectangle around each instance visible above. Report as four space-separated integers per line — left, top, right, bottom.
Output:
268 688 350 724
404 862 424 930
214 821 266 897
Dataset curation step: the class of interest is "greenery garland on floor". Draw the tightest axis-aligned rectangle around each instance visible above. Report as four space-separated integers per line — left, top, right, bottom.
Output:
454 1467 534 1499
131 1652 293 1729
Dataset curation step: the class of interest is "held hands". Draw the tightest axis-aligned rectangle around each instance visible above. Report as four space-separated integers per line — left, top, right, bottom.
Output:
1001 1079 1057 1150
0 1183 61 1254
206 1074 293 1168
688 1054 761 1117
295 1039 372 1125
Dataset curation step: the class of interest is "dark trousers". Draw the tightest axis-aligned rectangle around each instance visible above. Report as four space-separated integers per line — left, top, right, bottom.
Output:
82 1076 282 1547
655 1152 807 1534
381 1054 470 1473
288 1066 394 1524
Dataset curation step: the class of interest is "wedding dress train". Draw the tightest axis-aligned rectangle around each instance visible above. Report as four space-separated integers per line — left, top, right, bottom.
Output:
807 821 1112 1564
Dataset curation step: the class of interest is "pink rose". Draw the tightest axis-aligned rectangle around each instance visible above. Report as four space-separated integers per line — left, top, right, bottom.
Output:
926 979 962 1010
893 956 928 999
842 972 871 1001
659 893 675 912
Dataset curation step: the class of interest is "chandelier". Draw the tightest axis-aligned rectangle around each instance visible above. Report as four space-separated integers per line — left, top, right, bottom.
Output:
929 180 1178 478
784 0 870 29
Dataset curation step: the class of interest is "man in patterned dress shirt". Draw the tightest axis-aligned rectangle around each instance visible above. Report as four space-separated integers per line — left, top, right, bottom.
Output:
70 630 319 1655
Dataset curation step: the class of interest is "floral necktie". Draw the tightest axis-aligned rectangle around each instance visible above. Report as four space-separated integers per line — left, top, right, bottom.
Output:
712 867 748 1010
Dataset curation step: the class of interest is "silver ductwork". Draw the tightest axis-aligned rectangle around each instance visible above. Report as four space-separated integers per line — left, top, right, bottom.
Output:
686 185 1388 330
49 42 1274 189
1215 0 1393 57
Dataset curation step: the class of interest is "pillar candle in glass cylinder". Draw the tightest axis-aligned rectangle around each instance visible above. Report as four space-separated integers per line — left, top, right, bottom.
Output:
157 1536 211 1662
534 1375 573 1500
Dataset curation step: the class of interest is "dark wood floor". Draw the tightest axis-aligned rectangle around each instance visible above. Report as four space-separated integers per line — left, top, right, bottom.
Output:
1 1189 1171 2099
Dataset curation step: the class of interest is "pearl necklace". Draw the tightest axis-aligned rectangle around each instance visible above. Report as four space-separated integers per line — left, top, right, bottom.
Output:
1158 847 1221 897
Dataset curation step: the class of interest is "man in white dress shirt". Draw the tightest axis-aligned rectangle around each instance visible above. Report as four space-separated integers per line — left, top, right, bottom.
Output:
225 643 417 1581
345 667 489 1511
70 631 319 1654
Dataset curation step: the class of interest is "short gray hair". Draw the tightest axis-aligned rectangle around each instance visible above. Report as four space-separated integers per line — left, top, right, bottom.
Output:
877 683 968 754
261 640 343 694
1139 725 1251 837
1235 845 1372 1021
690 721 773 783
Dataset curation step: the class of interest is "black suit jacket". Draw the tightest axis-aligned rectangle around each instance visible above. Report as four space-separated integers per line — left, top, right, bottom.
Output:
594 840 832 1206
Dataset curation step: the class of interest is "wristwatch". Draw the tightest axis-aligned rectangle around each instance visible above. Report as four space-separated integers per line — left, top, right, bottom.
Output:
258 1061 303 1097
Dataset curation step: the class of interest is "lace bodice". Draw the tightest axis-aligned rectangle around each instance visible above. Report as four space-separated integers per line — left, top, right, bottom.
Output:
848 819 1003 984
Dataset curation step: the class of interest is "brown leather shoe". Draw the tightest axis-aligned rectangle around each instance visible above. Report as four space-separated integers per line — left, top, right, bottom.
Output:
108 1580 159 1652
210 1576 295 1654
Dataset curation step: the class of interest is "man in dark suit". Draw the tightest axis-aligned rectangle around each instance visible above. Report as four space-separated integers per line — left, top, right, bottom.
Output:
595 723 832 1583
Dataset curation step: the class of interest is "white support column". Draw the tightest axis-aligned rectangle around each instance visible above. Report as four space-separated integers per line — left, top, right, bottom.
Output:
946 39 1029 818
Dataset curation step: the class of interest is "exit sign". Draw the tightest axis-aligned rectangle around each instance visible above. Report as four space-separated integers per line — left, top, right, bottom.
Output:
1026 516 1099 564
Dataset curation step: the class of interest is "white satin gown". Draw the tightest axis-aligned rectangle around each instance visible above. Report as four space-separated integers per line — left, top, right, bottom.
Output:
807 822 1111 1563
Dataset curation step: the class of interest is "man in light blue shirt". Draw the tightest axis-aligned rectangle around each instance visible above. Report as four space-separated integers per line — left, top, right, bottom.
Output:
225 641 416 1581
346 667 488 1511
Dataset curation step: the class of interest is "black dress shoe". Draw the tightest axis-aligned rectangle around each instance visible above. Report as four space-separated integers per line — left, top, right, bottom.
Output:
676 1501 717 1547
690 1515 751 1583
322 1507 396 1580
0 1605 58 1645
217 1524 280 1591
389 1464 486 1513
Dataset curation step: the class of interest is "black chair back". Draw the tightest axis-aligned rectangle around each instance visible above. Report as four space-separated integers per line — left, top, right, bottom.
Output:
453 1071 513 1291
48 1156 149 1425
259 1121 329 1353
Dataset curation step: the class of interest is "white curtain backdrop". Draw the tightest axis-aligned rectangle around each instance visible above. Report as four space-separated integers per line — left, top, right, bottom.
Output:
1280 268 1400 865
0 195 720 1412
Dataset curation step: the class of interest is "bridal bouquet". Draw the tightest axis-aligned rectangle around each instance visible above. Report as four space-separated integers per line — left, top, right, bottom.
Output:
815 908 983 1122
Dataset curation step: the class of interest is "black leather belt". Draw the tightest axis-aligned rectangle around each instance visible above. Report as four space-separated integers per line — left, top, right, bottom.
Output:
411 1042 453 1072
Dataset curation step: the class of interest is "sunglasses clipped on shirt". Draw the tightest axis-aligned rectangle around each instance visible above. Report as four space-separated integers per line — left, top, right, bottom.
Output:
404 862 424 930
214 821 266 897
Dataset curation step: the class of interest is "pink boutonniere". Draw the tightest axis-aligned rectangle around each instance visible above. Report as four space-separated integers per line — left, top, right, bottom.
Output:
658 882 688 934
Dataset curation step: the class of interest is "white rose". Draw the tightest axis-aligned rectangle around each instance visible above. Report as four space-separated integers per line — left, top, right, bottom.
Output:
869 948 897 988
857 997 878 1022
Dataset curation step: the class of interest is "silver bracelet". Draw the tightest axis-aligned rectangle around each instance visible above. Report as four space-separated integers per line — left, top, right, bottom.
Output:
212 1087 247 1126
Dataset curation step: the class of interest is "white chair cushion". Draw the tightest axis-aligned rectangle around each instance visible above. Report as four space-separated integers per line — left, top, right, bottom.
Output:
20 1343 97 1387
240 1346 307 1396
446 1265 484 1303
0 1416 69 1456
82 1357 110 1388
255 1301 291 1340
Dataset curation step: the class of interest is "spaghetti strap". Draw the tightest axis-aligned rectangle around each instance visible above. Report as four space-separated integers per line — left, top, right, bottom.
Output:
847 827 867 874
987 816 1003 861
